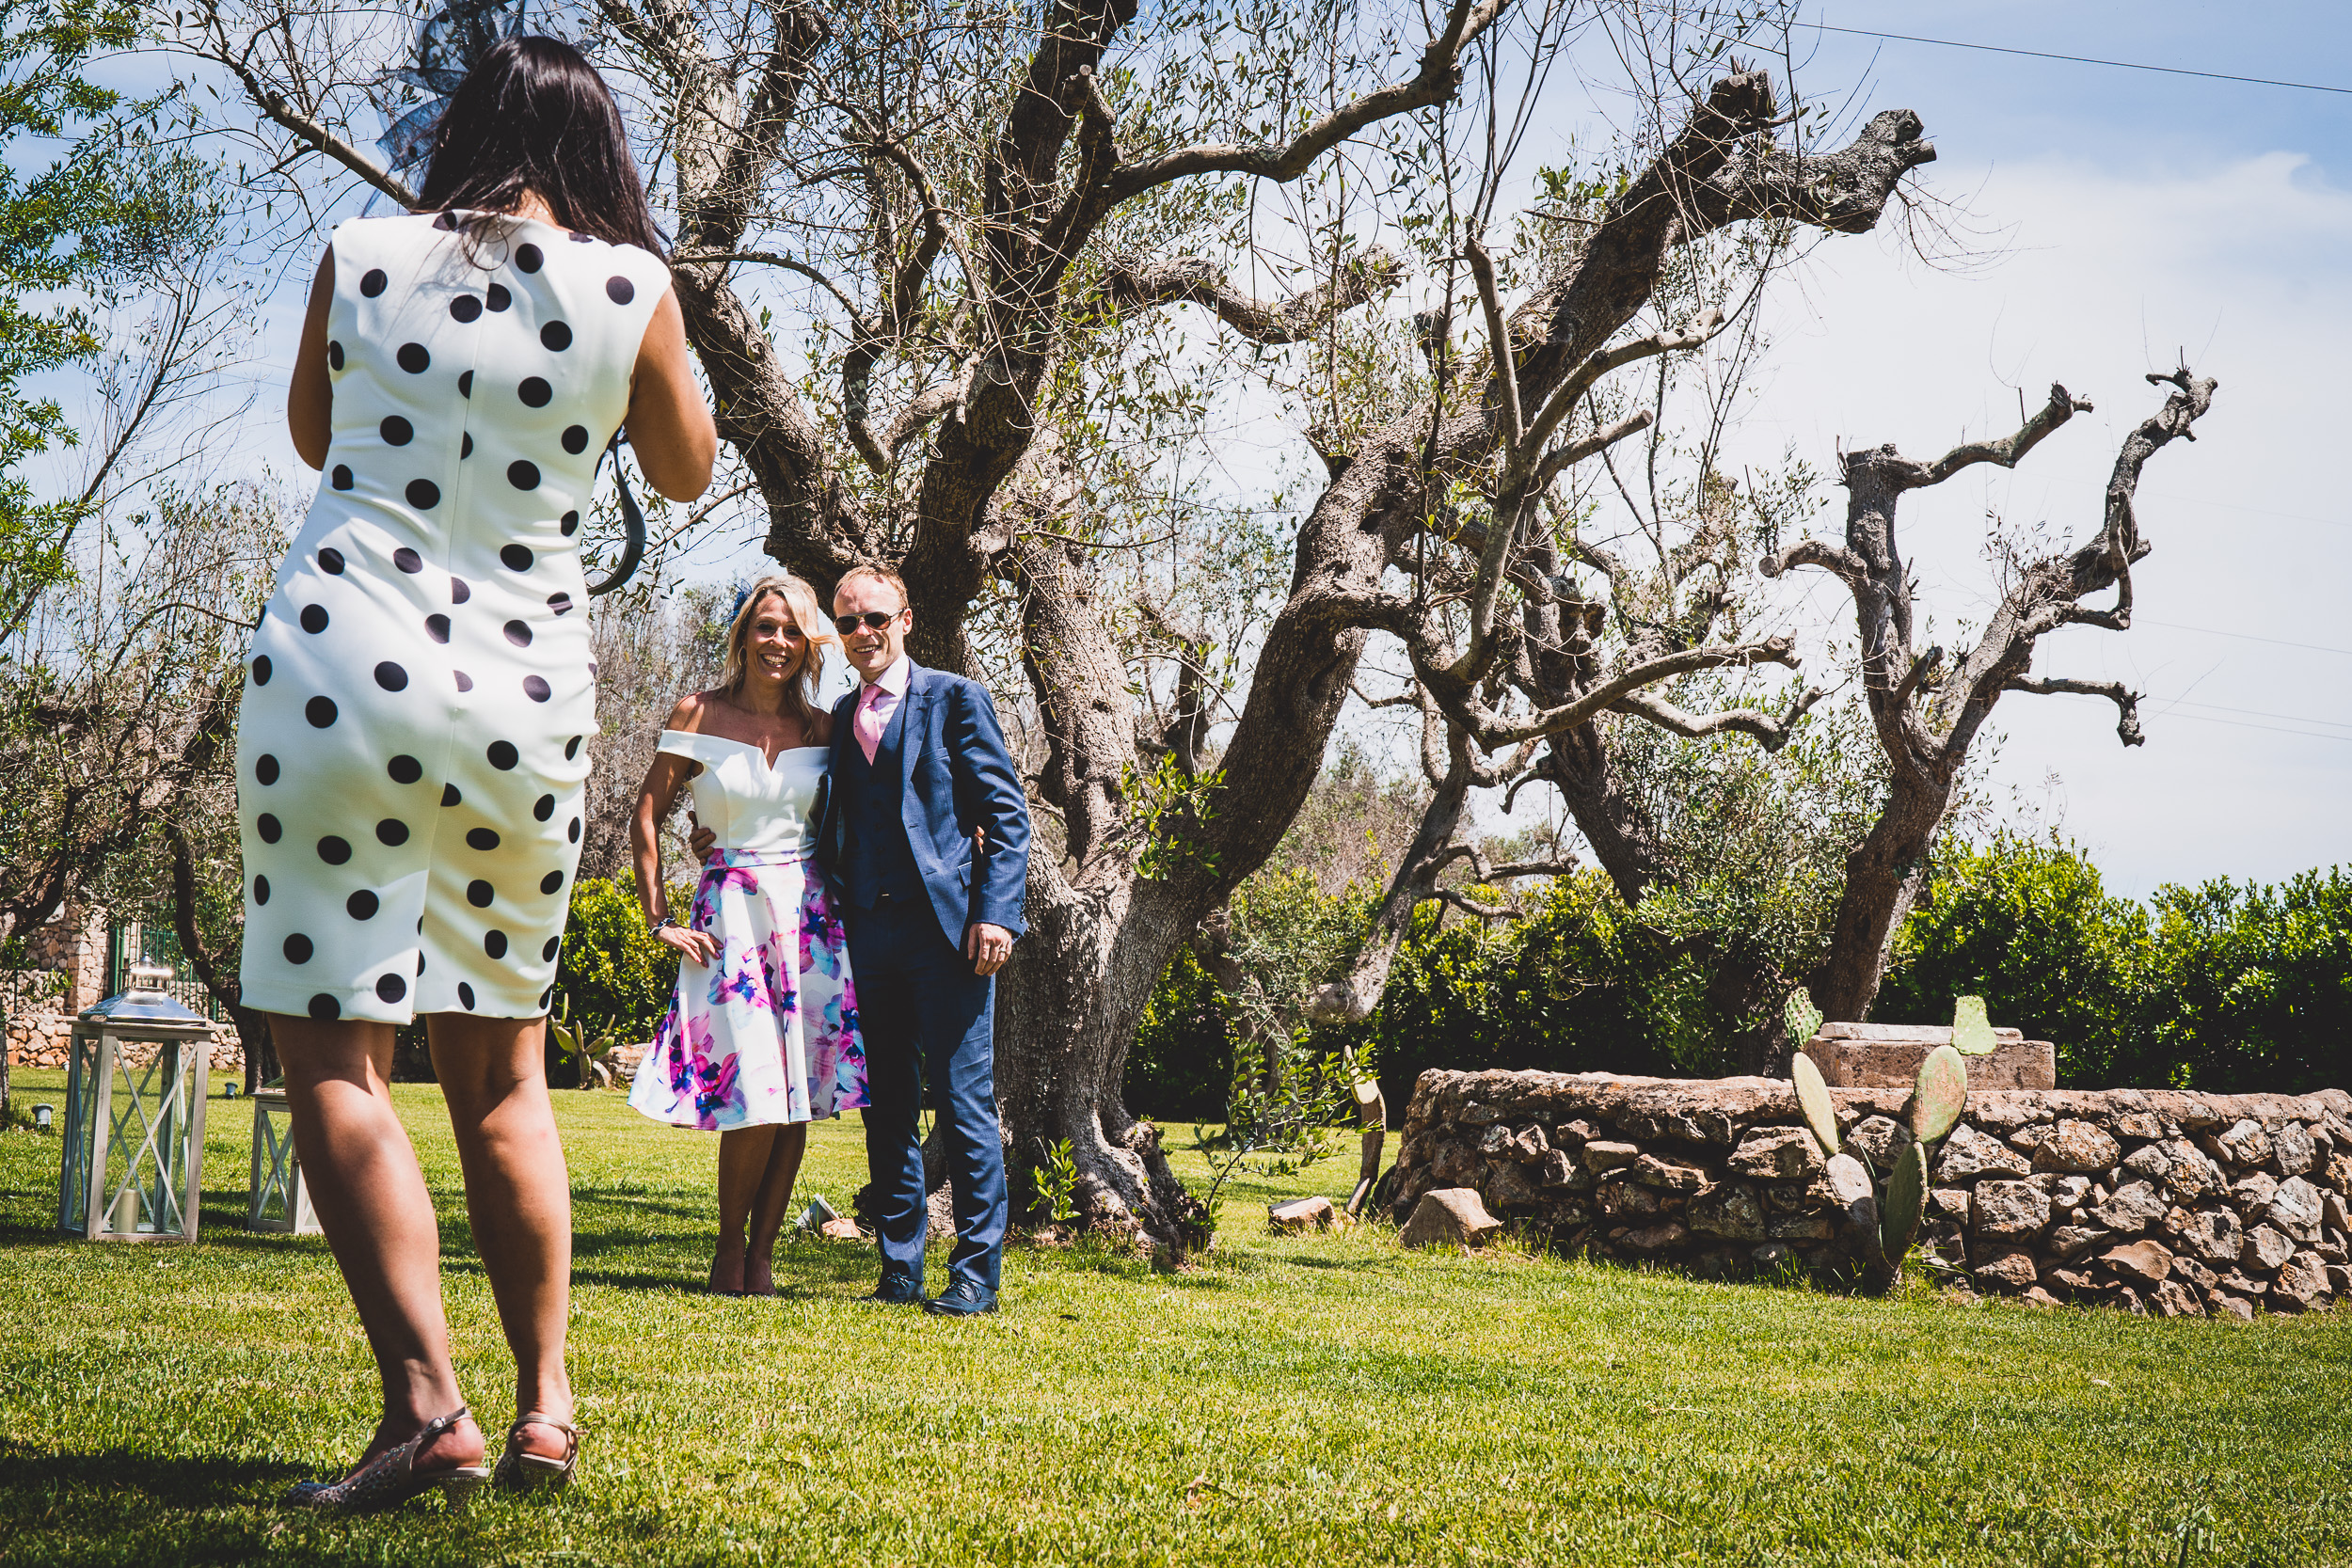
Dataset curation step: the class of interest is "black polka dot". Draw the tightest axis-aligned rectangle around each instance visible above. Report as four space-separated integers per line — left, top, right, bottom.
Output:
453 670 474 693
515 244 542 273
548 593 574 615
460 434 472 459
532 794 554 821
252 655 271 685
543 937 561 961
561 425 589 454
432 212 457 231
441 784 461 807
450 294 482 324
397 342 430 372
347 890 378 920
466 879 494 908
564 736 582 760
451 577 471 604
331 466 353 490
487 282 511 311
317 835 352 864
381 415 413 446
606 275 636 305
539 986 554 1008
416 953 425 974
518 377 551 407
283 933 313 964
540 870 564 895
567 817 581 843
408 479 440 509
560 511 579 537
359 268 387 297
394 547 422 574
507 461 540 491
299 604 328 634
253 875 270 905
458 982 476 1009
540 321 572 352
425 613 450 643
376 974 406 1003
305 696 338 728
374 661 408 692
376 818 409 846
256 753 279 785
503 620 532 647
501 545 533 571
327 341 344 371
485 929 508 959
389 754 422 784
257 813 282 843
458 370 473 398
309 993 341 1021
487 740 518 770
318 547 345 575
467 828 501 851
523 674 552 703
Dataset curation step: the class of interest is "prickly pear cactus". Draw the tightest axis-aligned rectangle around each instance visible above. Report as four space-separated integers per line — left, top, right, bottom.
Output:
1783 987 1825 1049
1791 1051 1840 1160
1909 1044 1968 1143
1951 994 1997 1056
1879 1138 1931 1265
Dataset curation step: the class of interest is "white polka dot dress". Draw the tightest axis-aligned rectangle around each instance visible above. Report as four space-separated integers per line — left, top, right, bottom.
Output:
234 212 672 1024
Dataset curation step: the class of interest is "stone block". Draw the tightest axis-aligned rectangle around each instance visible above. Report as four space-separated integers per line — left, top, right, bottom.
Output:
2268 1176 2324 1243
1974 1248 2039 1292
2098 1239 2173 1286
1535 1149 1588 1190
1728 1126 1823 1182
1629 1153 1711 1193
2210 1293 2256 1323
1846 1116 1907 1169
2032 1119 2121 1174
2178 1206 2243 1265
1973 1180 2052 1240
2240 1225 2296 1274
1582 1140 1640 1172
2092 1180 2169 1234
1399 1189 1502 1249
1801 1025 2055 1091
1613 1221 1689 1255
1269 1196 1335 1232
1486 1160 1545 1212
2270 1252 2332 1313
2207 1118 2271 1169
1687 1181 1766 1243
2271 1121 2316 1178
1936 1124 2033 1183
2047 1224 2108 1259
2149 1278 2205 1318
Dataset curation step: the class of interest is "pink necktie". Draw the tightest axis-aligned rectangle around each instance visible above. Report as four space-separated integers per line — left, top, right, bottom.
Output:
855 682 894 765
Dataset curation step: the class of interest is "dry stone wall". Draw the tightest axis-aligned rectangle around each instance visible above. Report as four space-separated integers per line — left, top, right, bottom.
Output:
1391 1069 2352 1319
7 1011 244 1075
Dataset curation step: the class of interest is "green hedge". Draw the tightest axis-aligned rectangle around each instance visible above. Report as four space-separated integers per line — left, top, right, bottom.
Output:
556 877 679 1047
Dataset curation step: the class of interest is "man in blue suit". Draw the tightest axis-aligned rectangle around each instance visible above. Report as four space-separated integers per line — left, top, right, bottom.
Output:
814 564 1031 1316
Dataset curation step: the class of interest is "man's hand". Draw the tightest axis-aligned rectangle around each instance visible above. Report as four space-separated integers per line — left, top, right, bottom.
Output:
963 922 1013 976
687 816 717 861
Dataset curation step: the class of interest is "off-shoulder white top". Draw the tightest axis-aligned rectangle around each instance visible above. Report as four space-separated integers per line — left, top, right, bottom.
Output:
657 730 828 854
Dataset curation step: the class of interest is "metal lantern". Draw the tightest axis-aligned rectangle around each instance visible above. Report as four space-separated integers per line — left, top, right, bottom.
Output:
246 1085 319 1234
58 963 212 1241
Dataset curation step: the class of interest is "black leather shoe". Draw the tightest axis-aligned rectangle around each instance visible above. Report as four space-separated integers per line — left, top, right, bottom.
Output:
859 1270 926 1307
922 1279 998 1317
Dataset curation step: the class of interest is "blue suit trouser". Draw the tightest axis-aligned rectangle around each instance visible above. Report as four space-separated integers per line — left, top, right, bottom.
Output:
847 899 1006 1291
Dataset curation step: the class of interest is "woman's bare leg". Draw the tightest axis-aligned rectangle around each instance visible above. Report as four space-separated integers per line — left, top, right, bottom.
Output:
713 1125 779 1292
743 1124 809 1295
272 1013 485 1473
428 1013 572 1461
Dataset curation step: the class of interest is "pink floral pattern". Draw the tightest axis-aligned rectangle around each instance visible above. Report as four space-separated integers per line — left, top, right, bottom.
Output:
629 847 866 1132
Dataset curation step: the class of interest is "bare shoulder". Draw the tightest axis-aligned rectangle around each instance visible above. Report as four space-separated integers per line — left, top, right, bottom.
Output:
664 691 712 734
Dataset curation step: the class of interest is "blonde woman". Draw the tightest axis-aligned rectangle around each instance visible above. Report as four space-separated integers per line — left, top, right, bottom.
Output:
628 575 866 1294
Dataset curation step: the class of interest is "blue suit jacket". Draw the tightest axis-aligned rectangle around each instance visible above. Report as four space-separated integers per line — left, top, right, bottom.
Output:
815 660 1032 947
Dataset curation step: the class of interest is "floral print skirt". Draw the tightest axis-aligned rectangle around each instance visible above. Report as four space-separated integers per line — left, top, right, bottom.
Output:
628 847 866 1131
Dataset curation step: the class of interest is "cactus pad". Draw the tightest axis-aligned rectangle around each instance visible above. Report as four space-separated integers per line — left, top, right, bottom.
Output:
1951 994 1997 1056
1879 1139 1930 1264
1791 1051 1840 1160
1783 987 1824 1048
1909 1043 1968 1143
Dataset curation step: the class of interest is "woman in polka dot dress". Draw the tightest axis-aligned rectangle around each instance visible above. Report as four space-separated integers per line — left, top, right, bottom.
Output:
241 38 714 1510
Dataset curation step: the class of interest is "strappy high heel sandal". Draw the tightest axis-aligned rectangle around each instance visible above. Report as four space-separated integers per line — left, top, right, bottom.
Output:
493 1411 582 1493
284 1407 489 1513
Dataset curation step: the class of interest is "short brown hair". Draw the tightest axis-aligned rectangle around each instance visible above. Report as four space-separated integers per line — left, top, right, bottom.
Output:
834 563 908 610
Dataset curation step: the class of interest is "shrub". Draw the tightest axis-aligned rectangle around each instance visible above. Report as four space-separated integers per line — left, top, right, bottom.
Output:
557 877 679 1047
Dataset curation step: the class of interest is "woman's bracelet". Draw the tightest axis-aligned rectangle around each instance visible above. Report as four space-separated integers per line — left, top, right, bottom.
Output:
648 912 676 935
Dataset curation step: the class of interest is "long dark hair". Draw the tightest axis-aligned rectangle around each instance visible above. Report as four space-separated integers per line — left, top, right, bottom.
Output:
416 36 665 257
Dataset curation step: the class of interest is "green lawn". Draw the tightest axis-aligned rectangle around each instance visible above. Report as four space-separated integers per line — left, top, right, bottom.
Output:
1 1068 2346 1567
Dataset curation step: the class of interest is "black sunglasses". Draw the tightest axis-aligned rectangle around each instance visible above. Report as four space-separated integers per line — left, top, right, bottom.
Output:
834 610 902 634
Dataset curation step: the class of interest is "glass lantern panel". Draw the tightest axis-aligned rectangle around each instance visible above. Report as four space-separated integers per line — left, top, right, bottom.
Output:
101 1039 194 1236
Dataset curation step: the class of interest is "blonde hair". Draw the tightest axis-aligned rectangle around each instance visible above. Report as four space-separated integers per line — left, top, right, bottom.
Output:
720 575 830 727
834 562 908 610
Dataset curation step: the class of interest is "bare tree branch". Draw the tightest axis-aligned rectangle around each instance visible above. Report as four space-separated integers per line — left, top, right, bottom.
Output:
1108 249 1406 344
2005 675 2145 746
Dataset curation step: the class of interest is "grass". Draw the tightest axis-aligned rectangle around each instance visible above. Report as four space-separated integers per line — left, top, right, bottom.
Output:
0 1067 2347 1566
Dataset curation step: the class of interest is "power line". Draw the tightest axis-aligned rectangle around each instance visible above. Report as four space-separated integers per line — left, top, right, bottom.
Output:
2158 697 2352 734
2154 710 2352 744
2140 619 2352 658
1811 24 2352 98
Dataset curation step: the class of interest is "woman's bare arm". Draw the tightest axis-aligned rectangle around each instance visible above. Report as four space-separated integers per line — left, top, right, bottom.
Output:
625 288 717 502
288 252 335 468
632 696 720 964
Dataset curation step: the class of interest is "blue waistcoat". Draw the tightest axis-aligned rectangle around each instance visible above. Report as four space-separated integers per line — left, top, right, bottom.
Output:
838 693 925 910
